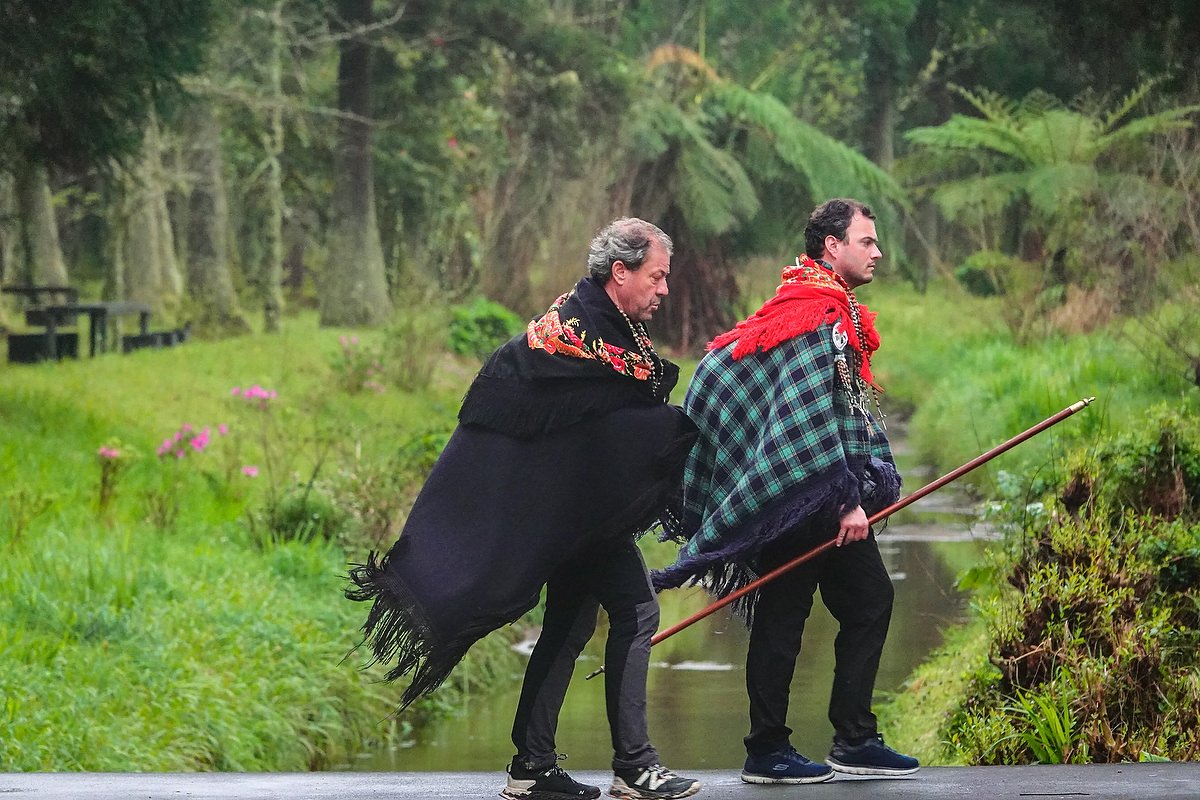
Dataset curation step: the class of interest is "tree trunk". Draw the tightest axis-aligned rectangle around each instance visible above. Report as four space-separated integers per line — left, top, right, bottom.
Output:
183 101 250 336
0 177 16 287
320 0 393 327
148 114 184 301
13 163 69 286
865 70 898 171
260 0 287 333
119 127 169 312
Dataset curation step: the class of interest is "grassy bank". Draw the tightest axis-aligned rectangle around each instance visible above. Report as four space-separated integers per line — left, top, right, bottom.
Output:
0 315 522 770
859 280 1200 764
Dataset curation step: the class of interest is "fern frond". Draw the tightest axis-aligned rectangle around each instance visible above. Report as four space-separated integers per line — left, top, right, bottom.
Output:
1024 163 1098 216
931 172 1026 221
1023 110 1098 165
714 83 909 210
906 114 1034 165
951 84 1018 124
1091 105 1200 158
675 140 760 236
1101 78 1160 131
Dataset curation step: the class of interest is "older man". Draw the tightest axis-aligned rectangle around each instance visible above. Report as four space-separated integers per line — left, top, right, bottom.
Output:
349 218 701 800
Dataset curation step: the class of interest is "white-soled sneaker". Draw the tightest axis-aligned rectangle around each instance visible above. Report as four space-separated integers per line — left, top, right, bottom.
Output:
609 763 700 799
501 754 601 800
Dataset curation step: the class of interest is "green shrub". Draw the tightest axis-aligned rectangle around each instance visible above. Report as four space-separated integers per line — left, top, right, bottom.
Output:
945 488 1200 762
383 307 448 392
448 296 523 359
257 481 351 544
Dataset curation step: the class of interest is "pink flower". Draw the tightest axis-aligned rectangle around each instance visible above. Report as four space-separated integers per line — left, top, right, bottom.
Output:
97 446 120 459
218 423 229 436
241 465 259 477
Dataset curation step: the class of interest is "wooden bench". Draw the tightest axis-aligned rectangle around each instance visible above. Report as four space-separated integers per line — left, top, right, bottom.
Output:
122 323 191 353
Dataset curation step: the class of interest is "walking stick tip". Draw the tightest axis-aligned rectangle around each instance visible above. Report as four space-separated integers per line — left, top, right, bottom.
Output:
585 666 605 680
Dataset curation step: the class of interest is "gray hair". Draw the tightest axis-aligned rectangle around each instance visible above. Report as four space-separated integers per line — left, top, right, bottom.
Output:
586 218 673 283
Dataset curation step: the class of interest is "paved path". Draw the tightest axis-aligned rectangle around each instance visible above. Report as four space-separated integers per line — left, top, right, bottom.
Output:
2 765 1197 799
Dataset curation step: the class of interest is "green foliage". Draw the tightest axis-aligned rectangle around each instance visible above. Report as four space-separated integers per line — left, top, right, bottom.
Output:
330 335 387 395
325 428 452 553
0 313 518 770
382 307 448 392
0 0 214 170
903 82 1200 337
824 282 1200 767
1003 678 1089 764
953 251 1009 296
946 508 1200 764
448 297 523 359
257 481 350 545
1079 405 1200 519
932 406 1200 765
887 308 1192 490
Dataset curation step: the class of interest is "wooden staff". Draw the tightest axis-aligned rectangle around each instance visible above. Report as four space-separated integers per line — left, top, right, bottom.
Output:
587 396 1095 679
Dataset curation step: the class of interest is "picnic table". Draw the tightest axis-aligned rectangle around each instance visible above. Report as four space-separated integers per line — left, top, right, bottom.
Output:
4 285 163 363
40 301 154 358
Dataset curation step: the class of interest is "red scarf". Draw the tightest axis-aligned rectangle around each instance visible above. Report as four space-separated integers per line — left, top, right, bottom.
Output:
707 255 881 388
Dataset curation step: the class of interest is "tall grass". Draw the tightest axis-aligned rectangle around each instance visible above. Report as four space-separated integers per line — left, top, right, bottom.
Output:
866 283 1197 491
0 313 520 770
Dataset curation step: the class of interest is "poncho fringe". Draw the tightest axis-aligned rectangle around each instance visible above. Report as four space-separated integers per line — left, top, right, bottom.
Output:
345 551 493 711
652 466 856 598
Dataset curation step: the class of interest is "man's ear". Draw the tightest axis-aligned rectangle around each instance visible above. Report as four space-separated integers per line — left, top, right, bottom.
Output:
824 235 841 259
611 259 628 285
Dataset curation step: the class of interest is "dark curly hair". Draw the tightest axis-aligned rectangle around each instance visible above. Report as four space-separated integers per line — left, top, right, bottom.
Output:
804 198 874 259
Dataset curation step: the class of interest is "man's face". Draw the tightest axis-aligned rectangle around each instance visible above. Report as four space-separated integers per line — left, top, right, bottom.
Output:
610 241 670 323
825 212 882 289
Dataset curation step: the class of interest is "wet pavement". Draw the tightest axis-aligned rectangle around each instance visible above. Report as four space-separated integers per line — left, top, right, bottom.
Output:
2 764 1197 799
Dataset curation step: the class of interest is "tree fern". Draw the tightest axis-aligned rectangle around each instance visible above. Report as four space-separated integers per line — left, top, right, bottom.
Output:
624 44 909 348
901 79 1200 331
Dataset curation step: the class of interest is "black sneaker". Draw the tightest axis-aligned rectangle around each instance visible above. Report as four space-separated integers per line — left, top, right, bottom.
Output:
826 734 919 776
501 754 601 800
741 746 834 784
609 763 701 799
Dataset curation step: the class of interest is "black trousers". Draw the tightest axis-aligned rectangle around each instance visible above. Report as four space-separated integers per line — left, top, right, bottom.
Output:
511 536 661 771
743 525 894 757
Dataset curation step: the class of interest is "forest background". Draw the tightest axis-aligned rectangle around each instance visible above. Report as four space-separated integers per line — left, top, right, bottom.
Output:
2 0 1200 772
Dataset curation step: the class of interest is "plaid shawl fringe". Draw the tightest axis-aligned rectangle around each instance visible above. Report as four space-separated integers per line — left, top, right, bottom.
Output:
651 465 856 596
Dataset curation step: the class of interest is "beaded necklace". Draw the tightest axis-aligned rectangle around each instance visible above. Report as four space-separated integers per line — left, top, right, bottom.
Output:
819 259 887 432
844 287 887 431
617 307 663 398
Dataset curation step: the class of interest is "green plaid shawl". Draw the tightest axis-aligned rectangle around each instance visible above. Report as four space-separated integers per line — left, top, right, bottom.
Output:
652 323 898 595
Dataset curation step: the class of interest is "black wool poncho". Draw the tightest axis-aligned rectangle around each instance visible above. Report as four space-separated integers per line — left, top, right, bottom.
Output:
346 277 697 711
